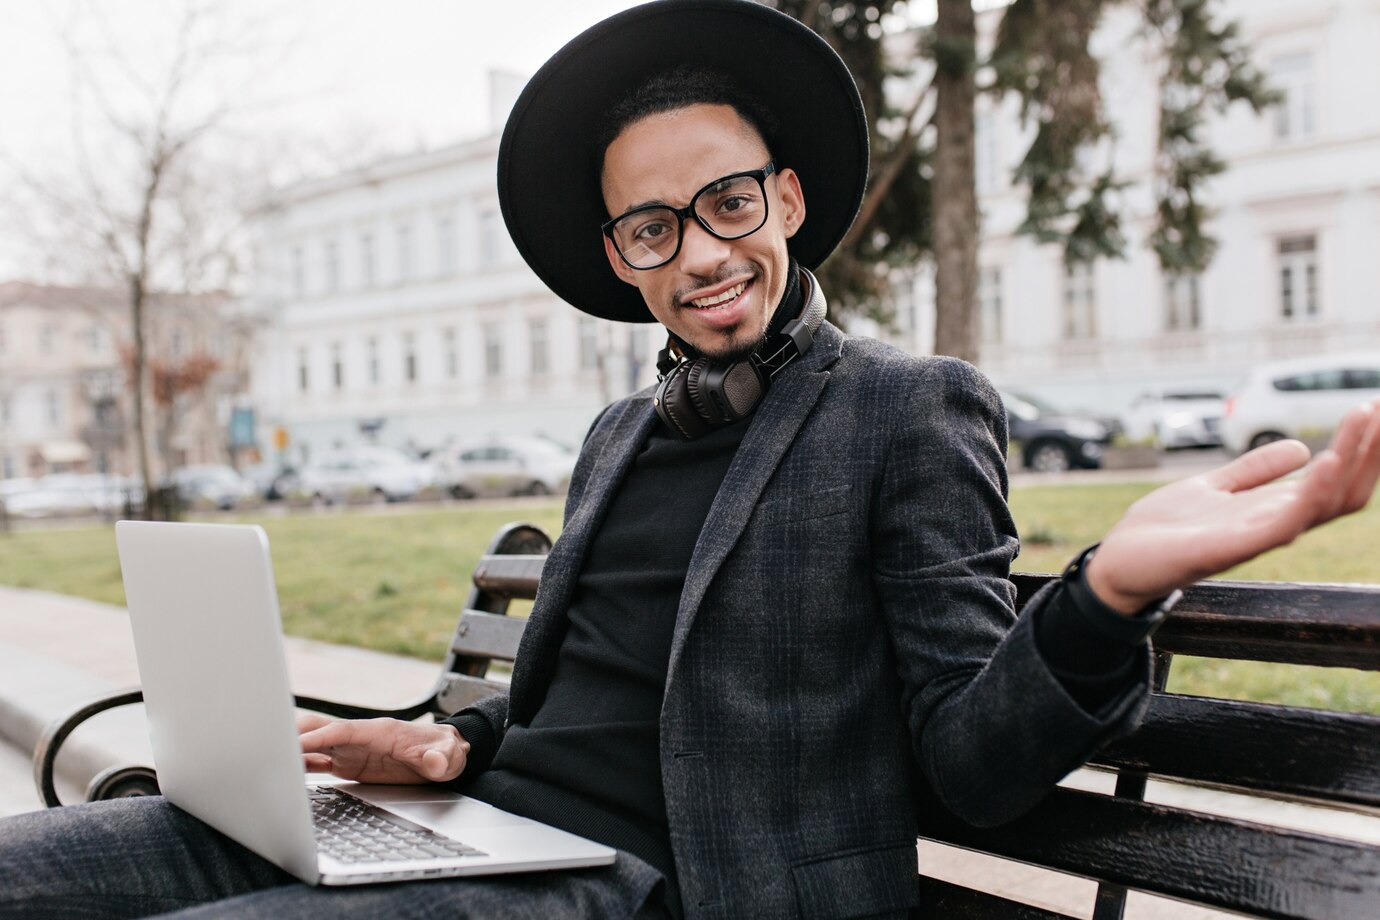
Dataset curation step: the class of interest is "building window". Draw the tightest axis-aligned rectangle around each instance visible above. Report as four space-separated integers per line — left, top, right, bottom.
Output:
479 210 501 266
292 246 305 298
978 268 1003 342
298 348 310 393
403 332 417 384
529 319 549 376
1270 52 1316 142
437 216 457 276
46 388 61 426
1278 235 1318 321
360 233 375 288
171 328 186 358
86 326 103 354
324 240 340 294
367 336 380 385
40 323 56 355
331 342 344 390
443 327 458 379
0 394 10 428
483 322 502 379
396 224 413 282
1164 274 1202 331
578 318 599 371
1062 261 1097 340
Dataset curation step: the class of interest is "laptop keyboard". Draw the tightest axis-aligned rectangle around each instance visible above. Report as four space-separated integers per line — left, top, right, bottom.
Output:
308 786 488 864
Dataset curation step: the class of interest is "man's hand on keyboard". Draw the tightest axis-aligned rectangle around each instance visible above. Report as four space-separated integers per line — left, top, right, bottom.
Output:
298 714 470 784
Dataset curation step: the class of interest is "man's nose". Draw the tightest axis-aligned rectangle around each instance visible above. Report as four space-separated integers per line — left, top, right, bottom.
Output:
676 218 732 277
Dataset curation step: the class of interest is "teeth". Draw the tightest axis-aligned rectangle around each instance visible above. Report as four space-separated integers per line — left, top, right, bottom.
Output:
690 282 745 309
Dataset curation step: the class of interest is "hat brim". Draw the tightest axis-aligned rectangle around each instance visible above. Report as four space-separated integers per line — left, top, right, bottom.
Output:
498 0 868 323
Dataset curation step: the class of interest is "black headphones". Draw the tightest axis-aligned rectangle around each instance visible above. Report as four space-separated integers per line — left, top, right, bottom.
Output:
652 269 827 440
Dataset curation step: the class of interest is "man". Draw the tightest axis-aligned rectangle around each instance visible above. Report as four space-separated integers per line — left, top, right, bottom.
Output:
3 2 1378 918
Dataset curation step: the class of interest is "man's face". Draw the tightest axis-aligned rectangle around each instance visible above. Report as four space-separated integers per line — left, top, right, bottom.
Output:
601 103 805 361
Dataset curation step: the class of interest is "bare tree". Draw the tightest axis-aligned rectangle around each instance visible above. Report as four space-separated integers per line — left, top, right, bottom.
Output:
8 1 269 514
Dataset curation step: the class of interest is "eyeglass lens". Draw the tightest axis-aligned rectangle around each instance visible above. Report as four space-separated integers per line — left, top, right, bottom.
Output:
610 173 769 269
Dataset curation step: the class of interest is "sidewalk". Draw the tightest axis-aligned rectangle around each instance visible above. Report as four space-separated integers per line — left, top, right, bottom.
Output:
0 584 438 815
2 584 1376 918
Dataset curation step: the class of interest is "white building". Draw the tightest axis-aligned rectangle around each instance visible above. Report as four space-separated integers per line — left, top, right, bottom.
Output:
249 130 661 465
252 0 1380 445
881 0 1380 413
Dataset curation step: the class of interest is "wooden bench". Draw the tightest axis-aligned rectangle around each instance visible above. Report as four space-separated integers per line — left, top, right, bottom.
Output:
35 522 1380 918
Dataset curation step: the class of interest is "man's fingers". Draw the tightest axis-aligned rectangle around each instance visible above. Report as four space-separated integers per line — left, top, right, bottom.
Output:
1343 401 1380 513
1204 438 1311 494
296 712 335 734
299 719 359 754
304 753 333 773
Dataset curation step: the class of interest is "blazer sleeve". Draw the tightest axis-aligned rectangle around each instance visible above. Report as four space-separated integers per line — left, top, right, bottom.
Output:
871 357 1150 827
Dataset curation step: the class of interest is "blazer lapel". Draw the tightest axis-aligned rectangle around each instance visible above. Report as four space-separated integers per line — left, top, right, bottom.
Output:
665 322 844 688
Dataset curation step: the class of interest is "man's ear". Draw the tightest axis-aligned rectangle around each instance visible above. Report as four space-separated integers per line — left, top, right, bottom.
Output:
776 167 807 240
603 234 639 286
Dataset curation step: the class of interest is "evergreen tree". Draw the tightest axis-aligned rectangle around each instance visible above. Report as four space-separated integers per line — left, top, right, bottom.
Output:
774 0 1276 366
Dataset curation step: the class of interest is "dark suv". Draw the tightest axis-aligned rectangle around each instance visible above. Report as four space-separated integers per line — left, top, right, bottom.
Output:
1000 391 1114 472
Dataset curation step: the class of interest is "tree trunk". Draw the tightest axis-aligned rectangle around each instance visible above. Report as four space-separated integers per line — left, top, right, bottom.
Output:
130 273 154 518
932 0 980 364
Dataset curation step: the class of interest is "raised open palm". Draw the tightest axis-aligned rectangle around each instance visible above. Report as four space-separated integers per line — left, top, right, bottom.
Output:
1087 399 1380 614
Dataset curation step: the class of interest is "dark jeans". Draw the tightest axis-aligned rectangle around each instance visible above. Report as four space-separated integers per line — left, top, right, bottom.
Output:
0 797 668 919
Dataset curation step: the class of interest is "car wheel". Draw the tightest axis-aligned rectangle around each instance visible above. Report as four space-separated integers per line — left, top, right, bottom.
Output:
1027 441 1074 473
449 485 475 500
1249 431 1287 451
527 481 551 497
372 488 390 504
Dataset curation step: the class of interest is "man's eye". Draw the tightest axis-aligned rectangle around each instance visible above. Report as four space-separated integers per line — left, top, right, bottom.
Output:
717 194 758 215
633 221 672 241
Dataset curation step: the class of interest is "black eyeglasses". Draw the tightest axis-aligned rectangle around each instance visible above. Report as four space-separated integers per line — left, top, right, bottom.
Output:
602 162 777 270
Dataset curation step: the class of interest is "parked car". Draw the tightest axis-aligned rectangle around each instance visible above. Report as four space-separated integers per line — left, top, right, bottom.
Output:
1221 352 1380 454
1 473 140 518
1120 388 1226 449
166 465 256 510
434 437 577 499
1000 391 1113 472
297 447 435 504
240 462 302 501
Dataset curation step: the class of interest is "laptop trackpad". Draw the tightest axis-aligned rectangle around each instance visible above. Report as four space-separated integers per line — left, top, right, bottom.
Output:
345 786 531 829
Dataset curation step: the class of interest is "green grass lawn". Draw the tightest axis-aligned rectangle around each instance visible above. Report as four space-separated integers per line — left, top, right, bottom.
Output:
2 483 1376 713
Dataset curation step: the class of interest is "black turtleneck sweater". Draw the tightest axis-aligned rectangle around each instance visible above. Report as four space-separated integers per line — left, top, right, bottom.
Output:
445 266 1142 916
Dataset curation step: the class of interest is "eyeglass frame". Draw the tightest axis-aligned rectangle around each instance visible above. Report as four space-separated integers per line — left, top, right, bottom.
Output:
601 161 778 271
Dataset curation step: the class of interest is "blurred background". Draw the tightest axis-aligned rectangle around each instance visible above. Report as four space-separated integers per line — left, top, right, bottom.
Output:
0 0 1376 508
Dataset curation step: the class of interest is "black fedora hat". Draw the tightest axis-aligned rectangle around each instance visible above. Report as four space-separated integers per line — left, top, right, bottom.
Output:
497 0 868 323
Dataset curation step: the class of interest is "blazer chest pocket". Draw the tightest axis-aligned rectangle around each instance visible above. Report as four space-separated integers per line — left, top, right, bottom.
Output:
753 484 853 527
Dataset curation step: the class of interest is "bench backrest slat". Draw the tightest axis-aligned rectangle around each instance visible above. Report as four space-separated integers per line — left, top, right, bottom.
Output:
451 609 528 662
1093 693 1380 809
919 786 1380 920
1013 573 1380 670
435 674 511 714
471 554 546 600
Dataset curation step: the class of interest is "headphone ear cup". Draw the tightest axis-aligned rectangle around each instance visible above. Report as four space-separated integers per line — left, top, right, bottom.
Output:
654 361 712 441
684 359 714 421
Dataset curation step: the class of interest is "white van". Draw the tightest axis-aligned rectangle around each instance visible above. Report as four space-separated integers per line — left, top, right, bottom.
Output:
1221 352 1380 454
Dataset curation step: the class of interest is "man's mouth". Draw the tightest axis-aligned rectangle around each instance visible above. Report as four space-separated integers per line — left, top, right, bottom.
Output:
687 281 748 310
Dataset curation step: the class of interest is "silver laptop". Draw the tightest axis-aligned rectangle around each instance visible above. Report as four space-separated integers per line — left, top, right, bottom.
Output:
115 520 615 885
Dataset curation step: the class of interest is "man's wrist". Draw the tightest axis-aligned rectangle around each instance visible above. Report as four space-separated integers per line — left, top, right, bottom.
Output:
1063 544 1180 643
